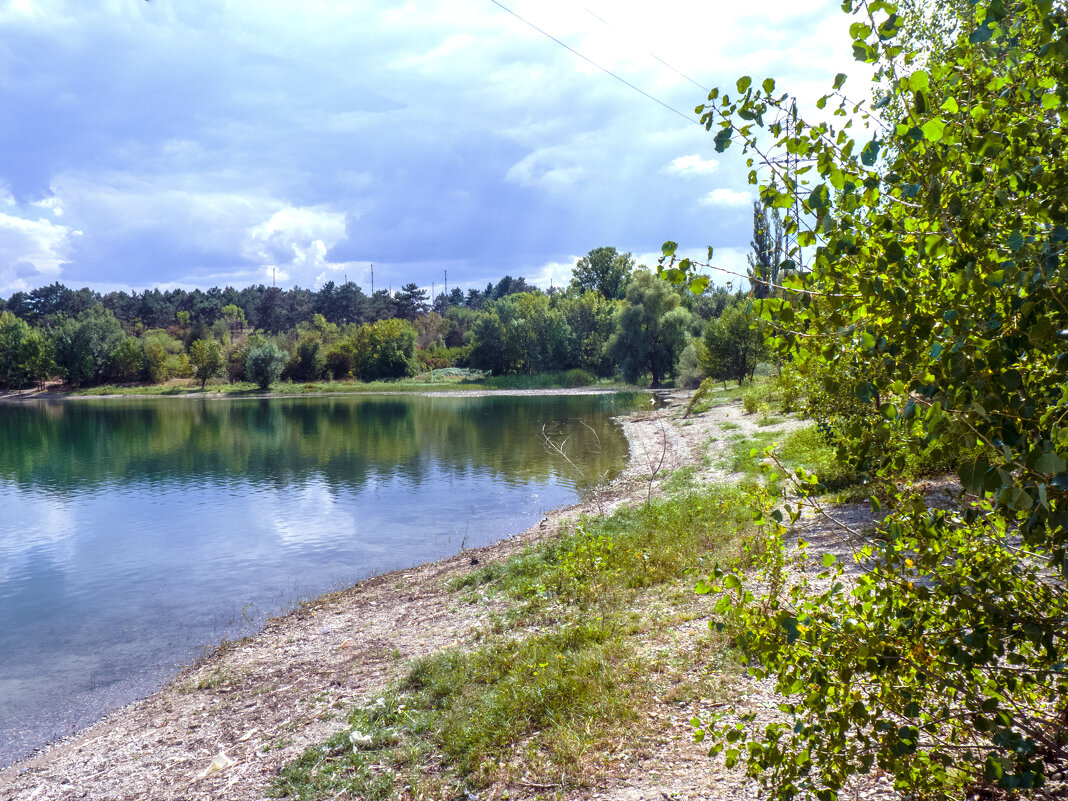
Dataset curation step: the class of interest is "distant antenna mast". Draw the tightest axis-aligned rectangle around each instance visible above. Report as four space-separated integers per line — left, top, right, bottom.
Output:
370 263 374 294
272 267 276 287
444 270 448 297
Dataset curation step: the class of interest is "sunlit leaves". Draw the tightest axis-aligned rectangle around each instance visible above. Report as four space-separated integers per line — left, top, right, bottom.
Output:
682 0 1068 796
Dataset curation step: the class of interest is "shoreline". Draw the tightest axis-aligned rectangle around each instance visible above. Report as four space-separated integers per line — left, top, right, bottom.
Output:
0 384 644 404
0 391 697 799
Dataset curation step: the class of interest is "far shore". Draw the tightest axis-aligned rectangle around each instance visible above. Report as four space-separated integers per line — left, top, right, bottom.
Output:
0 381 648 404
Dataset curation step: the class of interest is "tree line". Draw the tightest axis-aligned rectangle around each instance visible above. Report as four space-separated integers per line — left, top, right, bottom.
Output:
0 246 764 391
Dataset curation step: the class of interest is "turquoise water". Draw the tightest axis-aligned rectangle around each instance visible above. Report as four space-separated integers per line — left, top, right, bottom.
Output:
0 392 639 765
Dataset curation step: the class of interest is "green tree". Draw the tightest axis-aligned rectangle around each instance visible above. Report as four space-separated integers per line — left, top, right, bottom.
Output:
698 301 763 386
245 341 287 390
747 200 784 300
0 312 53 389
50 307 125 386
109 336 145 383
607 270 689 386
664 0 1068 796
570 246 634 300
221 303 246 338
188 338 225 389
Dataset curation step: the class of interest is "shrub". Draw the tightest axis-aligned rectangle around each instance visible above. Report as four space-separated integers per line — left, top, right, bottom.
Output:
245 342 287 390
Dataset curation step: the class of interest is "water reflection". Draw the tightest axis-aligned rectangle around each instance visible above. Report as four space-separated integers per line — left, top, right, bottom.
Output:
0 392 641 766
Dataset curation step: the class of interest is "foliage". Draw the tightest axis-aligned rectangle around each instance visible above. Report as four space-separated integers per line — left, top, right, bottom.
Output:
188 338 224 389
351 318 417 381
245 341 288 390
699 300 764 386
607 270 690 386
50 307 125 386
663 0 1068 796
570 246 635 300
748 200 785 300
0 311 52 389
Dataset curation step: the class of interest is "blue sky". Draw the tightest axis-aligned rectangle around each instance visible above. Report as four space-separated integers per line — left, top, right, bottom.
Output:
0 0 866 299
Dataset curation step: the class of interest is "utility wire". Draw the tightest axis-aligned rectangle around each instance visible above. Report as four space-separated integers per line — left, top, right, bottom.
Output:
581 6 710 94
486 0 701 126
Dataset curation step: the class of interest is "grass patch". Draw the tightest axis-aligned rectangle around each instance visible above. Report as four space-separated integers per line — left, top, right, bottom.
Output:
274 485 754 799
720 424 862 495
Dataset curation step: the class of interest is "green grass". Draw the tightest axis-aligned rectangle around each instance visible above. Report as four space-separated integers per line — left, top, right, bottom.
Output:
273 485 754 799
720 424 861 495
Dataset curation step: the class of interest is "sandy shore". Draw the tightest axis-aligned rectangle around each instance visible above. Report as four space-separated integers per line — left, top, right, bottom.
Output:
2 389 722 800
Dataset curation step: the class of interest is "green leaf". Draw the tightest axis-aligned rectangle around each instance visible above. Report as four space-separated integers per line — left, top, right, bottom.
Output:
921 119 946 141
833 73 847 90
1007 230 1023 251
736 76 752 93
908 71 930 91
861 139 880 166
763 78 776 94
822 553 837 567
714 128 732 153
969 23 994 43
1034 452 1067 474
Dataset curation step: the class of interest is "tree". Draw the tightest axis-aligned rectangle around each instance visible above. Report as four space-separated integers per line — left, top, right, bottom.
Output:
0 312 52 388
663 0 1068 796
394 283 429 321
221 304 246 338
746 201 784 300
570 246 634 300
50 307 125 386
245 342 287 390
607 270 689 386
698 301 763 385
188 338 225 389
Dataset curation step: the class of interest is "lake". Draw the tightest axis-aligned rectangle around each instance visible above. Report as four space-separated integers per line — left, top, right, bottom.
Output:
0 391 641 766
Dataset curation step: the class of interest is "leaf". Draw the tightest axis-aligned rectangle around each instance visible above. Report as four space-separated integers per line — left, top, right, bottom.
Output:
736 76 752 93
714 128 732 153
822 553 837 567
921 119 946 141
969 23 994 43
763 78 776 94
833 73 847 90
958 455 991 494
861 139 880 166
661 241 678 258
1034 452 1067 474
1007 231 1024 251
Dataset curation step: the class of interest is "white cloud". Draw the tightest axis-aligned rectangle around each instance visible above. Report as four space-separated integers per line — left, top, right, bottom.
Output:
664 154 720 176
0 210 81 296
505 144 586 191
700 188 752 207
244 206 352 287
527 256 581 291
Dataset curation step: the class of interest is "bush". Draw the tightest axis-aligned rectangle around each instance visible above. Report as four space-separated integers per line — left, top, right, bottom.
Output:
561 368 595 387
245 342 287 390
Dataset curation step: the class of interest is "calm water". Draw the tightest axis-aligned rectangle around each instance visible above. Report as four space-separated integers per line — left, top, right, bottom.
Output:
0 392 640 765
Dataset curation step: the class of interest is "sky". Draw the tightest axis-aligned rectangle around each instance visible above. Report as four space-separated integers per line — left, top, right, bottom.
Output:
0 0 869 300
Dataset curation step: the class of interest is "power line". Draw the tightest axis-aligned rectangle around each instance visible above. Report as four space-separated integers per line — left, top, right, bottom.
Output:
581 6 710 93
486 0 701 126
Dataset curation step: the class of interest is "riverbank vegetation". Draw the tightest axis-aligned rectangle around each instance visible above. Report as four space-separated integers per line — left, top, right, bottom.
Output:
273 467 759 800
659 0 1067 797
0 246 763 394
